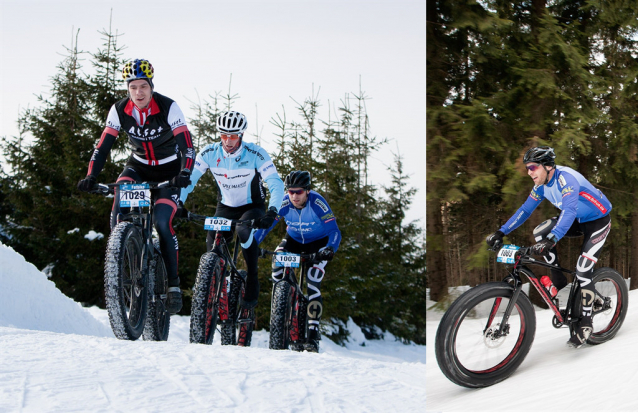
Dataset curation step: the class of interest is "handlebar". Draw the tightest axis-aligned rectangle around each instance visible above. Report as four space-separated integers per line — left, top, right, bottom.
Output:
89 181 177 196
186 212 257 228
259 249 316 260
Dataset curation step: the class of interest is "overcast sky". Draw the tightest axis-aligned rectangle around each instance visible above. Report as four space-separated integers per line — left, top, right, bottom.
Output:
0 0 425 225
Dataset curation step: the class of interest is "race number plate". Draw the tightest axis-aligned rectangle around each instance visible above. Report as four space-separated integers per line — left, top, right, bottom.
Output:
496 245 520 264
119 184 150 207
275 252 301 268
204 217 232 231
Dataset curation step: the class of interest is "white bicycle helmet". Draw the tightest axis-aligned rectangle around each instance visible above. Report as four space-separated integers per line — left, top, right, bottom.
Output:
217 111 248 134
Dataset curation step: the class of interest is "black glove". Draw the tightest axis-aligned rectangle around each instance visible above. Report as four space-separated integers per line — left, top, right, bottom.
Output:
316 247 335 262
77 175 97 192
256 207 278 229
170 169 192 188
532 235 557 255
176 201 188 218
486 230 504 250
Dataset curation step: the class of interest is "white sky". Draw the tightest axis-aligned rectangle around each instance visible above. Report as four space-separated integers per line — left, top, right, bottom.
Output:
0 0 425 225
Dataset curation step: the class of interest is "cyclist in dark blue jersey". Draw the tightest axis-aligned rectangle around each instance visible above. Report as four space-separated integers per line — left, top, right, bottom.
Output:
486 146 612 348
254 171 342 349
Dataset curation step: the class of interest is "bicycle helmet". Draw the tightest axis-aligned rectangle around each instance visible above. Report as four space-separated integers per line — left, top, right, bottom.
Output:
285 171 312 189
122 59 154 88
217 111 248 134
523 146 556 166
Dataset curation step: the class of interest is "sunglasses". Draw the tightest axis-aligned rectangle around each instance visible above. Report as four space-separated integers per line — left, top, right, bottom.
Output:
288 189 306 195
220 133 242 141
526 164 543 172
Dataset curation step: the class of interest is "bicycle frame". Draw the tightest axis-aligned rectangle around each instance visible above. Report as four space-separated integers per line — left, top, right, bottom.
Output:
489 247 578 337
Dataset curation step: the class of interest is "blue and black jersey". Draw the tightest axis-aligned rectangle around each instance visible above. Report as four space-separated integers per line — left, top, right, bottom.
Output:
500 166 612 241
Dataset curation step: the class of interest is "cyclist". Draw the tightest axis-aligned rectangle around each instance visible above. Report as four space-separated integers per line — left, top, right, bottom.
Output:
77 58 195 314
254 170 342 351
179 111 285 312
485 146 612 348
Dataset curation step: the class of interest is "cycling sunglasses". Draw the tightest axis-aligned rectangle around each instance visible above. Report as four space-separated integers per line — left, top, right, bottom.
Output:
288 189 306 195
526 163 543 172
220 133 242 141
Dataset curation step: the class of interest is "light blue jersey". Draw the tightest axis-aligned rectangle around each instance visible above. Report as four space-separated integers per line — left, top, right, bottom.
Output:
180 142 284 211
500 166 612 240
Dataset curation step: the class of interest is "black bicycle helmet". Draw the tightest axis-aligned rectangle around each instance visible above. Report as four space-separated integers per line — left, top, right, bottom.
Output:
523 146 556 166
285 170 312 189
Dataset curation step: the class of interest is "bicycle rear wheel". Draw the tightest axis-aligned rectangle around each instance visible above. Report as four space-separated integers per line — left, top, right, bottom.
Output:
435 282 536 388
269 280 295 350
104 222 148 341
190 252 223 344
143 240 170 341
570 267 628 345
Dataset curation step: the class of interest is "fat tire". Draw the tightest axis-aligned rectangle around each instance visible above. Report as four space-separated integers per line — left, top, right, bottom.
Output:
142 240 171 341
569 267 628 345
269 280 294 350
190 252 223 344
221 270 254 346
435 282 536 388
104 222 148 340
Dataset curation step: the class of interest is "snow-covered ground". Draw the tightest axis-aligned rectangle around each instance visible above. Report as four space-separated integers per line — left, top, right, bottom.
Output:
426 285 638 412
0 242 425 412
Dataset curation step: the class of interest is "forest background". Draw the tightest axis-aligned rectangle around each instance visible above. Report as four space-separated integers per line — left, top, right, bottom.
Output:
427 0 638 309
0 19 426 343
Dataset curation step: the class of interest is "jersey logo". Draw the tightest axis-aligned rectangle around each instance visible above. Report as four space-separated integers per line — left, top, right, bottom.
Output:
321 213 334 220
281 199 290 208
558 175 567 188
315 198 329 213
216 158 221 167
561 186 574 197
529 190 541 201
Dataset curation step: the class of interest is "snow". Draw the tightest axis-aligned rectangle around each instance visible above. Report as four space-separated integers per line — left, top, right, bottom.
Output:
0 242 425 411
84 230 104 241
426 286 638 412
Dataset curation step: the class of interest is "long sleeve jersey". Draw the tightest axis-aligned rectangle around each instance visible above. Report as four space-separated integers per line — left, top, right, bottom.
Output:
180 141 284 211
254 191 342 251
499 165 612 241
87 92 195 176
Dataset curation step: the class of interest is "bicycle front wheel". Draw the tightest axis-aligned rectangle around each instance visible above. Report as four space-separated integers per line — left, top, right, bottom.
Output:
269 280 295 350
143 240 170 341
435 282 536 388
104 222 148 340
190 252 223 344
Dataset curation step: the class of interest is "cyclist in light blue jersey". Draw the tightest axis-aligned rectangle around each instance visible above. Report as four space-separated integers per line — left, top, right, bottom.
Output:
254 170 341 349
179 111 285 309
486 146 612 349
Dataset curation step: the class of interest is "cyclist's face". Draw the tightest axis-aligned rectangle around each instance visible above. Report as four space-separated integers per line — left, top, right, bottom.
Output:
128 79 152 109
288 187 309 208
526 162 547 184
221 133 242 153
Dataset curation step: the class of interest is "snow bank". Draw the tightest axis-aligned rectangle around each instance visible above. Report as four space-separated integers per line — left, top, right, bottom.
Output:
0 242 113 337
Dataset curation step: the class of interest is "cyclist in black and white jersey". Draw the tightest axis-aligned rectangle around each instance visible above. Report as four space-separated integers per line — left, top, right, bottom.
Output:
78 59 195 314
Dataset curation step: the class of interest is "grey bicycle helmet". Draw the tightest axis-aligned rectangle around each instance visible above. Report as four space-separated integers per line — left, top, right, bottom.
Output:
285 170 312 189
523 146 556 166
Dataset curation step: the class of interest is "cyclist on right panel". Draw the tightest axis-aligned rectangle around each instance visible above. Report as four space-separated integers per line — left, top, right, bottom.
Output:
485 146 612 349
254 170 342 351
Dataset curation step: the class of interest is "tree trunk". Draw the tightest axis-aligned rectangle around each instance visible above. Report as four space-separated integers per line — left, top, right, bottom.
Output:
427 197 448 301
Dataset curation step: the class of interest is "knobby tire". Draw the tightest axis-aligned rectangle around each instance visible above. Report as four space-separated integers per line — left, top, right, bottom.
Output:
142 239 170 341
104 222 148 341
190 252 223 344
269 280 295 350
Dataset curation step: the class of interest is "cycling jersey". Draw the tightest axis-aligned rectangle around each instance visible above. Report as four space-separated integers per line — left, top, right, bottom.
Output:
500 165 612 241
87 92 195 176
254 190 342 251
180 141 284 211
